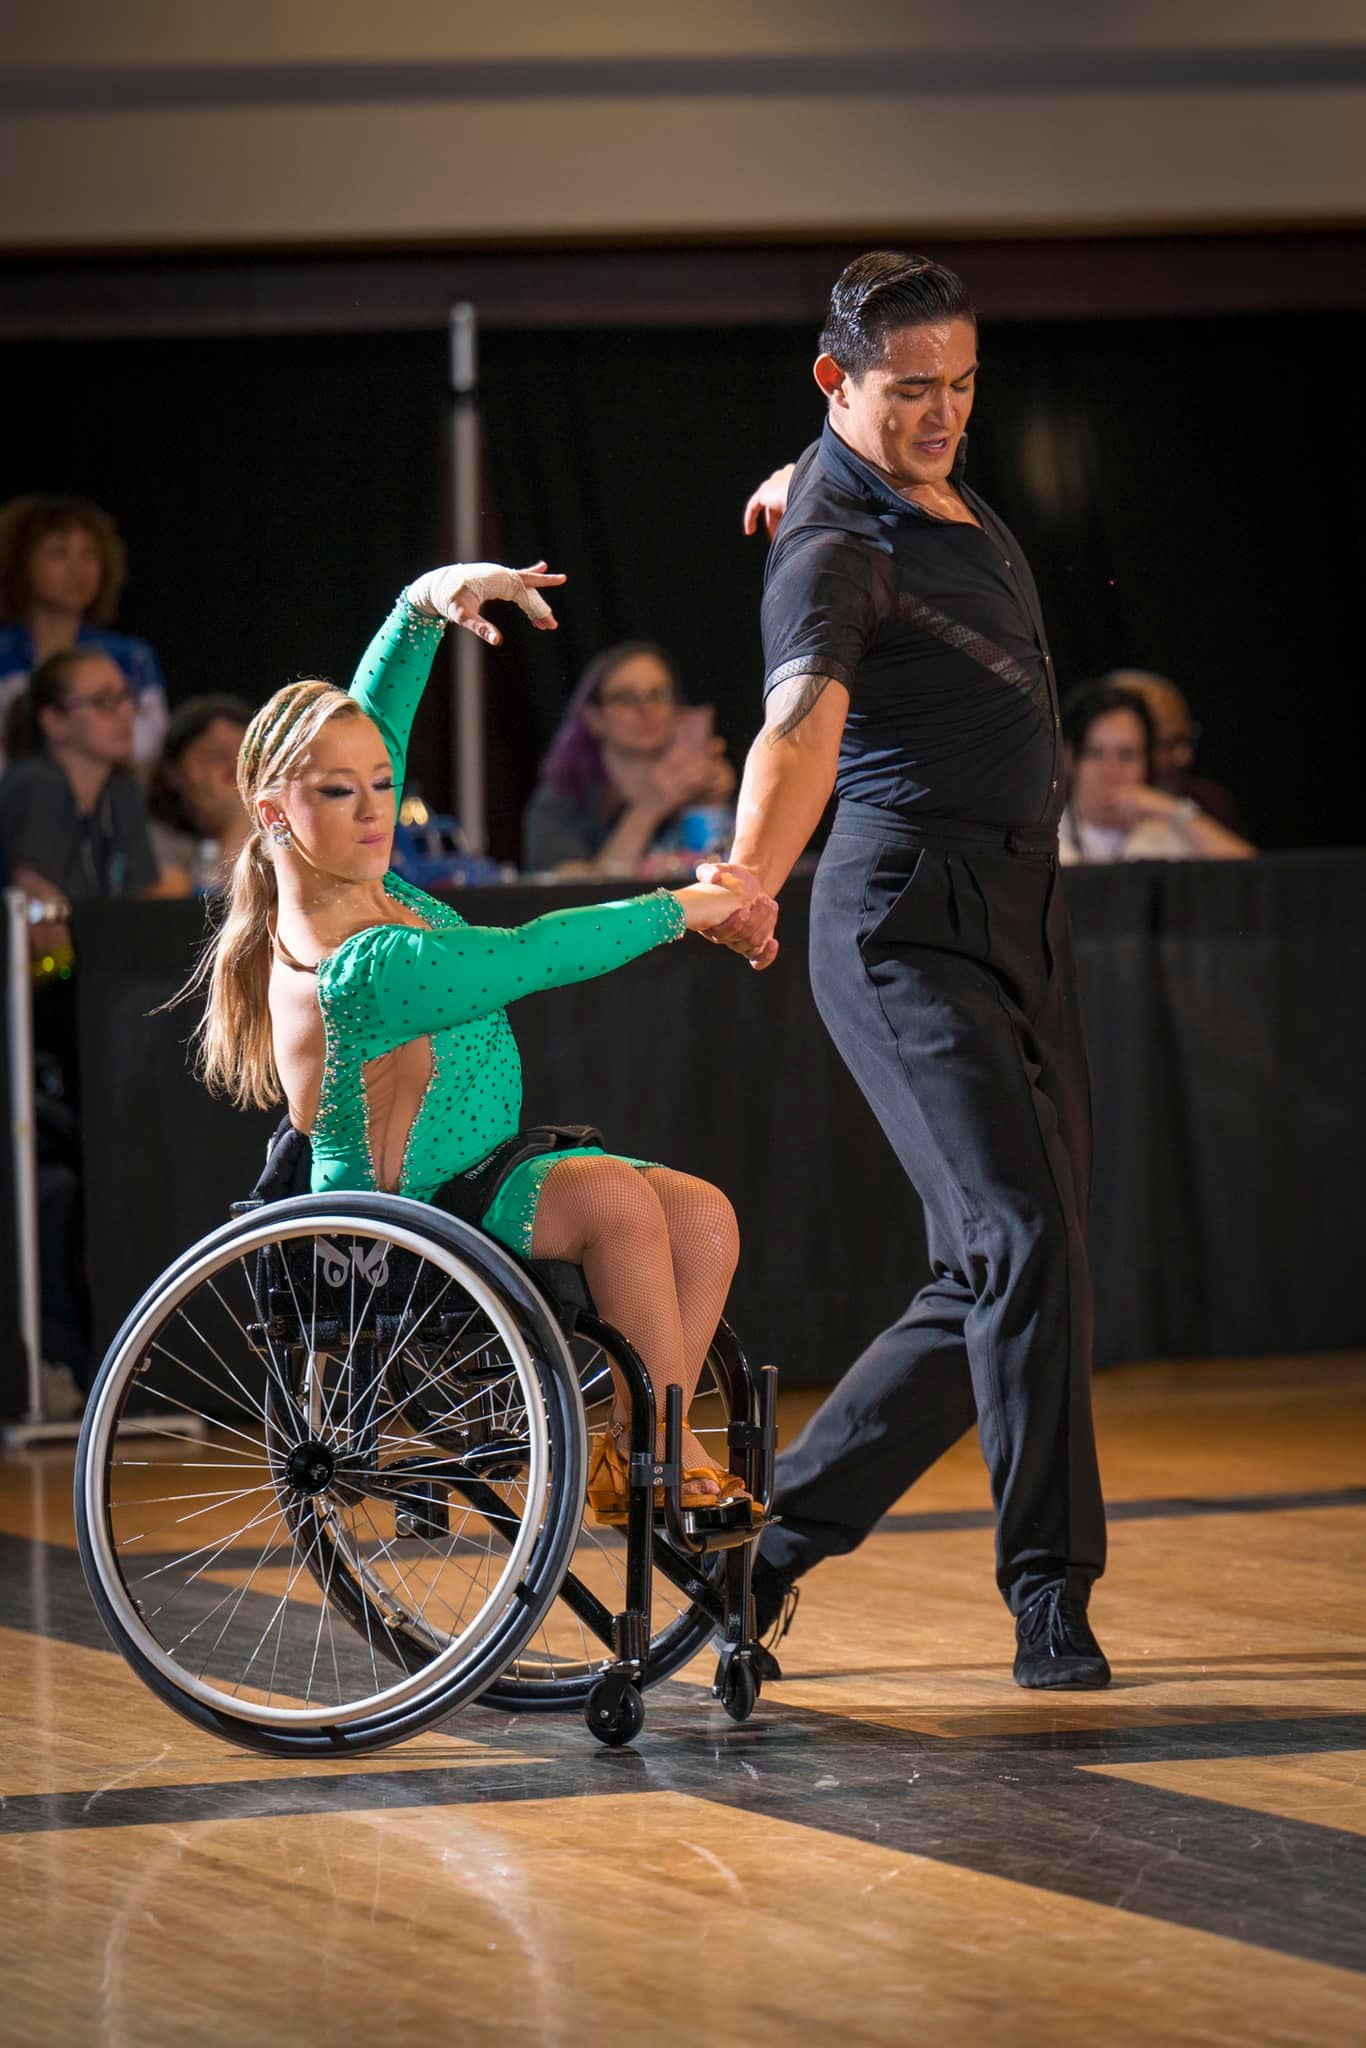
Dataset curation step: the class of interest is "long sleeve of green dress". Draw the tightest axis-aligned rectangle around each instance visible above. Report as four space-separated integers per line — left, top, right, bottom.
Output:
307 591 687 1230
348 592 446 806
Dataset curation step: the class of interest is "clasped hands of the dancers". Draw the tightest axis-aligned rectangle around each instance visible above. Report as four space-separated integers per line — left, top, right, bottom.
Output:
406 560 780 969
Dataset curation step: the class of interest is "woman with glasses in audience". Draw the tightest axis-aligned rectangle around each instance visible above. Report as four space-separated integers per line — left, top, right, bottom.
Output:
0 495 169 772
522 641 736 875
1103 667 1249 838
1059 680 1254 865
0 649 164 963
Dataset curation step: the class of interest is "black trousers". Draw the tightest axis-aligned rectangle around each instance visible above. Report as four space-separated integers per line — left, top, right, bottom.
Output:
761 804 1106 1613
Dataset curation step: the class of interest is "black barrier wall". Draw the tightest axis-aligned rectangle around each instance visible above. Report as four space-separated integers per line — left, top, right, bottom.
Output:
63 853 1366 1390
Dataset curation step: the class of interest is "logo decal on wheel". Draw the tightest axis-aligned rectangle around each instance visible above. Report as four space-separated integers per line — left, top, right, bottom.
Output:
316 1237 391 1288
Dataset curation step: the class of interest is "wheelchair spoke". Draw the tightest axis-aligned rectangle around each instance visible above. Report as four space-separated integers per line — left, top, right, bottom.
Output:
192 1506 302 1679
132 1373 271 1458
345 1274 458 1437
403 1533 485 1642
349 1497 481 1648
387 1303 480 1392
304 1516 346 1707
345 1520 384 1700
165 1299 275 1427
126 1489 286 1590
136 1480 277 1525
273 1233 318 1371
319 1256 370 1439
208 1272 297 1417
134 1518 292 1643
113 1456 268 1471
143 1339 269 1435
366 1345 514 1439
158 1502 289 1648
260 1511 339 1704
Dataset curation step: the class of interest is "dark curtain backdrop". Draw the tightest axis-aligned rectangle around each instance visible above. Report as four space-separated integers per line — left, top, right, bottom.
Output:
3 312 1362 856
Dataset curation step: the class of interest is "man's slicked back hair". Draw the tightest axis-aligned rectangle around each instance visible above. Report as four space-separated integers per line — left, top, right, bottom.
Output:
820 251 976 379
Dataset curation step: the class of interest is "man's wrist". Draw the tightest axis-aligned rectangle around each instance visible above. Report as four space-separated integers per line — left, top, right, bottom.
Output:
728 854 779 895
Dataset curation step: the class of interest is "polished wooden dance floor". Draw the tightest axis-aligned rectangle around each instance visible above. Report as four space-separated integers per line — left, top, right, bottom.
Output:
2 1353 1363 2046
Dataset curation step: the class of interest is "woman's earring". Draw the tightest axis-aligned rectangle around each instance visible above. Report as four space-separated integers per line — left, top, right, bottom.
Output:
268 818 293 849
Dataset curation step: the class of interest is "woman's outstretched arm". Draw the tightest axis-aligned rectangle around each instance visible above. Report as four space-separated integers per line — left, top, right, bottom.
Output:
337 881 758 1042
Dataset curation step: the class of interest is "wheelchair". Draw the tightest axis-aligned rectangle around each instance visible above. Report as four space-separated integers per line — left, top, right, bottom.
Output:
73 1147 777 1759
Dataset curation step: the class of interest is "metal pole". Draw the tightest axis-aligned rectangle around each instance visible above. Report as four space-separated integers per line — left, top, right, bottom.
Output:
4 888 43 1426
449 302 485 854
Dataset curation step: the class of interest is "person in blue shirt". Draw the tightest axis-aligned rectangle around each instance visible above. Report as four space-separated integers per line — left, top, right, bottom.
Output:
0 494 169 772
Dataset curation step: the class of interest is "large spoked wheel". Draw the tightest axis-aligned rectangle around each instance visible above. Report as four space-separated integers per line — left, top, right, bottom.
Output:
476 1318 745 1713
74 1195 587 1758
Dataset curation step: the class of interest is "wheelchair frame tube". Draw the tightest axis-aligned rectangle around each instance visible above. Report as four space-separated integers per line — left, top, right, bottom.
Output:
575 1310 656 1671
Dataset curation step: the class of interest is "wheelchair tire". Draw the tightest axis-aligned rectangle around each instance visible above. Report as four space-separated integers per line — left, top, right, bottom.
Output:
74 1194 586 1758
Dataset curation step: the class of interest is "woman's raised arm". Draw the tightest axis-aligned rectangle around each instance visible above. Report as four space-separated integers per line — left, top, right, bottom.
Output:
350 562 565 800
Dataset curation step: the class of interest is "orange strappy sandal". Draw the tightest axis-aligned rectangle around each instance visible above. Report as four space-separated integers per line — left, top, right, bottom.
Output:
585 1421 762 1529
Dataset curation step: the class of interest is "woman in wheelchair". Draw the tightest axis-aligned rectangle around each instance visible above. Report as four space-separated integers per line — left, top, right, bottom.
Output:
190 561 774 1528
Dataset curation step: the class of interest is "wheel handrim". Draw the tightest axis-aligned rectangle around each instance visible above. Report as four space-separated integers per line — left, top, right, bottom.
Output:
81 1213 555 1729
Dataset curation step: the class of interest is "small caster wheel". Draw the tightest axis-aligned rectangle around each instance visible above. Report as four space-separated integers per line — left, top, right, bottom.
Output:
585 1679 645 1747
718 1653 758 1724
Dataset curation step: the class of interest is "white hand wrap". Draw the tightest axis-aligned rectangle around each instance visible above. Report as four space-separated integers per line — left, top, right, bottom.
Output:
405 564 553 626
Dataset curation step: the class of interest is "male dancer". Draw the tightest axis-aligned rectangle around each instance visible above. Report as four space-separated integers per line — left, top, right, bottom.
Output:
710 252 1109 1687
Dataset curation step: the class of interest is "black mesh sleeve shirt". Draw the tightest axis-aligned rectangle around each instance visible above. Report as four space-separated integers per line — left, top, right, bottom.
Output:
761 421 1064 829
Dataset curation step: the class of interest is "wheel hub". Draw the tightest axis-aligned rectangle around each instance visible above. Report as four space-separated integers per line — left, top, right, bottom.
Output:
285 1438 337 1496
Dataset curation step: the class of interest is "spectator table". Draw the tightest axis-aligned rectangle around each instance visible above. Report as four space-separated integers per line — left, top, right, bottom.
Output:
2 852 1362 1412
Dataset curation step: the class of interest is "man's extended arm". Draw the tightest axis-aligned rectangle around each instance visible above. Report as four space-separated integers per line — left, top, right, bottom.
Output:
730 670 849 894
699 670 849 966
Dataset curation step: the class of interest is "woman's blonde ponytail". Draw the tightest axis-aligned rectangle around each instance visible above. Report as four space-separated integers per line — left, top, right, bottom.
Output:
193 828 281 1107
168 677 361 1106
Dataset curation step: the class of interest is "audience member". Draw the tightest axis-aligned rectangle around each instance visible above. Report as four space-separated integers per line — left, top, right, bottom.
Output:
0 494 169 771
0 648 162 961
1101 668 1247 836
1059 680 1254 865
522 641 736 875
0 646 167 1407
146 693 252 893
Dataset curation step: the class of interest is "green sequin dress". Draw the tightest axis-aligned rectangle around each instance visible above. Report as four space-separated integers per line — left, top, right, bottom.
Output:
306 593 687 1254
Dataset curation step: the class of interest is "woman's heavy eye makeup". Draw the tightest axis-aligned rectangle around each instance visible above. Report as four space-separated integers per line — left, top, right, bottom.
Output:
315 776 395 799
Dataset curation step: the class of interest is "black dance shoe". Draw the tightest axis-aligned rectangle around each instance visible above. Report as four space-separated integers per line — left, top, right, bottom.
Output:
1013 1586 1111 1690
746 1555 800 1680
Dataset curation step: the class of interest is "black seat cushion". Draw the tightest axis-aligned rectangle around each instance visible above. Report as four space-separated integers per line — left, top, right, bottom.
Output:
528 1258 593 1316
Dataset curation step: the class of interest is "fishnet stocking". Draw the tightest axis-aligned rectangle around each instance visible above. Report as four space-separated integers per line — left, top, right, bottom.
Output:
530 1156 739 1484
640 1166 740 1382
